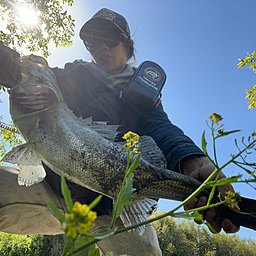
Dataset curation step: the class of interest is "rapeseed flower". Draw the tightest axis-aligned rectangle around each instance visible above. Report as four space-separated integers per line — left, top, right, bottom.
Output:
209 112 223 124
224 191 241 209
64 202 97 239
122 131 140 153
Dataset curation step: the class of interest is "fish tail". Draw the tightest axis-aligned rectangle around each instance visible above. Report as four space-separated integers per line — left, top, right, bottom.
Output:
221 197 256 231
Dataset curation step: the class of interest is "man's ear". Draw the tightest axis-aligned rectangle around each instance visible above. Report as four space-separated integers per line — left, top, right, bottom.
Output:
130 39 134 46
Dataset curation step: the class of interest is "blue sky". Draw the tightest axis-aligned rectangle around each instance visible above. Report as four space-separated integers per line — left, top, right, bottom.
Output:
1 0 256 239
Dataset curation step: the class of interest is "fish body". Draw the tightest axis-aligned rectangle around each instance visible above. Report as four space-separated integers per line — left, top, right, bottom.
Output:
3 55 256 232
4 55 201 201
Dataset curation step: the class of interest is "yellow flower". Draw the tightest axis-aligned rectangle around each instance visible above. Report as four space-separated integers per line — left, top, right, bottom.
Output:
133 148 138 153
80 205 90 216
218 128 225 134
123 131 139 143
65 213 74 222
208 112 223 124
64 202 98 238
252 132 256 137
213 112 223 123
61 222 67 230
78 222 94 234
73 202 82 213
122 131 140 151
122 131 133 140
88 211 97 222
67 226 77 239
78 223 88 234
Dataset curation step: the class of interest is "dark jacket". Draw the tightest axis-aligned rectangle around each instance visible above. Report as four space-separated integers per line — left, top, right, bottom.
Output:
45 61 204 215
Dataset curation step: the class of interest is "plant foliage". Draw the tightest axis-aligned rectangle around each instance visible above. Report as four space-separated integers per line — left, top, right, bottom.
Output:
0 0 75 57
237 51 256 110
0 232 65 256
153 212 256 256
0 116 24 165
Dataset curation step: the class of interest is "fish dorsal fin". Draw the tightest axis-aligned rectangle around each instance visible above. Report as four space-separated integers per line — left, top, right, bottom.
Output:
139 136 166 168
2 143 42 165
80 116 119 141
120 198 158 235
81 116 93 123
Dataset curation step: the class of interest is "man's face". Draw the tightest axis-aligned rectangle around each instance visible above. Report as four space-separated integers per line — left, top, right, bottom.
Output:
90 40 128 76
85 25 129 75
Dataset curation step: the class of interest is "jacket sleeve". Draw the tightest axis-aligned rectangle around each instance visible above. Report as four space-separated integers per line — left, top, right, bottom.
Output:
139 101 205 171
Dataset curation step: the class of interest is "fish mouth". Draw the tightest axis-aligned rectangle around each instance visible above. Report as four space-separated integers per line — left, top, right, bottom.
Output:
9 85 58 114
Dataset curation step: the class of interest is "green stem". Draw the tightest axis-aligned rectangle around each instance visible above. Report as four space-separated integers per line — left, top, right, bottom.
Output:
73 140 255 254
213 137 219 168
109 149 131 229
211 123 219 168
72 199 230 254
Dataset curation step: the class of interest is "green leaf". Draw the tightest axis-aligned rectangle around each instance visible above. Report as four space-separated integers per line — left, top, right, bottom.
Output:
110 173 136 228
61 172 73 213
207 181 217 205
127 152 141 176
89 195 102 210
174 211 203 223
117 173 136 216
62 236 75 256
47 201 65 223
205 222 218 234
206 175 243 186
201 130 207 154
215 130 241 139
94 228 117 240
74 234 100 256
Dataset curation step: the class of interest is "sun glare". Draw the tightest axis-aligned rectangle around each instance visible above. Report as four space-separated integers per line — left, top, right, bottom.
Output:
18 6 39 26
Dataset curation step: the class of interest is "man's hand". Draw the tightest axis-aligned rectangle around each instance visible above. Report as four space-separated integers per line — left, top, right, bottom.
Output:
0 41 21 87
180 155 240 233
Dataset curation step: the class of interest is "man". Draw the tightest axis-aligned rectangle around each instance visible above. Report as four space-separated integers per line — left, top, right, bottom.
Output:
0 8 239 255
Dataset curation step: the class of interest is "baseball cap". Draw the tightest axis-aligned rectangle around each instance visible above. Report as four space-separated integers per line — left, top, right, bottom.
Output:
79 8 131 40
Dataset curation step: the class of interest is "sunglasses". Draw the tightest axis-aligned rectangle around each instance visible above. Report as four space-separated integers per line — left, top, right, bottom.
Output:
84 30 129 52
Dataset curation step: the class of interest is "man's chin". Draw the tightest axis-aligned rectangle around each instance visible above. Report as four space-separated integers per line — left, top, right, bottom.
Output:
99 63 116 75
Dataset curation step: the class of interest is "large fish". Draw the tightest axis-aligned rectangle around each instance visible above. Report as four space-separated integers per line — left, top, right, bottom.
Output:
2 55 256 233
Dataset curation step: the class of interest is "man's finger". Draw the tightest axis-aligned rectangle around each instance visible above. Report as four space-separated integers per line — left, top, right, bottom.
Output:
184 197 198 211
0 45 21 86
205 207 221 233
222 218 240 233
184 196 207 224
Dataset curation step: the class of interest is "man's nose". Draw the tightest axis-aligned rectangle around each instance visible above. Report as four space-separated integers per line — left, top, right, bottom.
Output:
98 41 109 50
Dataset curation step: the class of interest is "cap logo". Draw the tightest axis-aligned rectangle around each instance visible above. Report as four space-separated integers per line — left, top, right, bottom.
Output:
94 10 116 21
145 67 161 82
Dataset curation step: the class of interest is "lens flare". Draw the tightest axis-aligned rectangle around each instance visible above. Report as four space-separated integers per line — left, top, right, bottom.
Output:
18 6 39 26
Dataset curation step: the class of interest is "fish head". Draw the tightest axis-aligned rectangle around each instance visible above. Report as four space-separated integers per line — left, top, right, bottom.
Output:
9 55 63 120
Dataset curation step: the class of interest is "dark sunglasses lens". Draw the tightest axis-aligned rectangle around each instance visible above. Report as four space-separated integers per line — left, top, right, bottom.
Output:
84 32 121 51
104 34 120 48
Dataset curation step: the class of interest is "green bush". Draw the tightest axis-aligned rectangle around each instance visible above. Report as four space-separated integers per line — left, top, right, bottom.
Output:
0 232 65 256
152 211 256 256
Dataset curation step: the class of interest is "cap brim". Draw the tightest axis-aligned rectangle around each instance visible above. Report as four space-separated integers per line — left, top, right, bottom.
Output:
79 18 123 40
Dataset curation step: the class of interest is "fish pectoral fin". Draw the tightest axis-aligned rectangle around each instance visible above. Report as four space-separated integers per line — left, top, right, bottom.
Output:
138 136 167 168
18 164 46 186
2 143 42 166
120 198 158 236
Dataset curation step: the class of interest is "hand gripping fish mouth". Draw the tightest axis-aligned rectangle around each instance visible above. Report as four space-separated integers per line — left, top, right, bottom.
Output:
9 85 58 114
9 55 61 117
